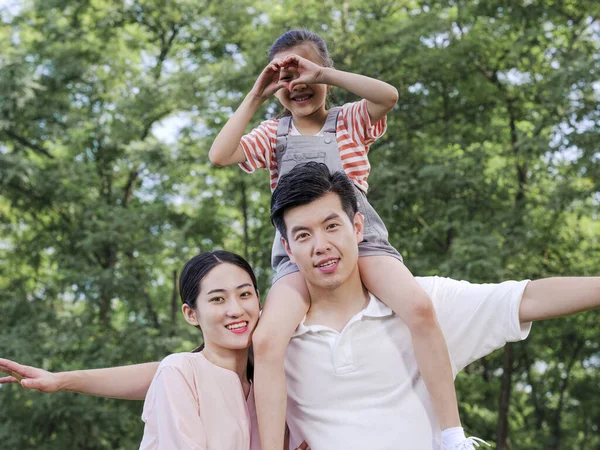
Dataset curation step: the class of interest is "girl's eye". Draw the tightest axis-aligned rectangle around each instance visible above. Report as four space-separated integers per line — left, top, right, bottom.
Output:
209 296 225 303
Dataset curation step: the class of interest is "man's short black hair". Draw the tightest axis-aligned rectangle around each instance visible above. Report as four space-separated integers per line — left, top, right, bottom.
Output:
270 162 359 240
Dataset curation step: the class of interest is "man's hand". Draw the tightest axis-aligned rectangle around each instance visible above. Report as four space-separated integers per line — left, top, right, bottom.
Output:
0 358 62 392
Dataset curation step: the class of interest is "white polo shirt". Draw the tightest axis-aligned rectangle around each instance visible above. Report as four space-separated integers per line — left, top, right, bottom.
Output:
284 276 532 450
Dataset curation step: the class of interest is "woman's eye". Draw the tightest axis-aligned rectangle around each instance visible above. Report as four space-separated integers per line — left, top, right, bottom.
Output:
209 297 224 303
240 291 253 298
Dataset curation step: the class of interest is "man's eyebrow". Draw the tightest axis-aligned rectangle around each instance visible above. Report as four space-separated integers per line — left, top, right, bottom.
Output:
205 283 253 295
322 212 341 223
289 224 310 236
289 212 342 236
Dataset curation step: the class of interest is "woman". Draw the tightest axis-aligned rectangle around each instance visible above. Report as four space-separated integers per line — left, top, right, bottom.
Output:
0 250 309 450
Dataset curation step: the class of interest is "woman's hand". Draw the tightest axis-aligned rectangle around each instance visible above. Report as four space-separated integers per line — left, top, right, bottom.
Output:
0 358 62 392
279 54 326 91
249 59 287 101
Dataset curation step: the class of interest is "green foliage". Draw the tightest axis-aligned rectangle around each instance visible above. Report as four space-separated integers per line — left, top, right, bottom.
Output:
1 0 598 448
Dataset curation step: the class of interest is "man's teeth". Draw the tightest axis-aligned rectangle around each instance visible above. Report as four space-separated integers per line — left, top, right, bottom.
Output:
318 259 338 268
226 322 247 330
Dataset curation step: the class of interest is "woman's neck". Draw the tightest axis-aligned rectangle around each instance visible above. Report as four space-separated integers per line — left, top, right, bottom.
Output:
201 344 249 384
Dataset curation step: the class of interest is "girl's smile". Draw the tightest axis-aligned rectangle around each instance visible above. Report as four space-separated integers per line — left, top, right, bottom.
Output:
273 44 329 124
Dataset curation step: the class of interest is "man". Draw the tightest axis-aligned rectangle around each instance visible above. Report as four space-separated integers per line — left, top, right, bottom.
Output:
269 163 599 450
1 163 598 449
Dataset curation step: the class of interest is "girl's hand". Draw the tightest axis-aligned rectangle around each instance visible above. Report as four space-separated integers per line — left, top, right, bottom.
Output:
0 357 62 393
250 59 287 101
279 55 326 90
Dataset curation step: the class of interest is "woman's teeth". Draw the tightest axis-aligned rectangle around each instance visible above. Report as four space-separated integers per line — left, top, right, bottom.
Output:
226 321 248 330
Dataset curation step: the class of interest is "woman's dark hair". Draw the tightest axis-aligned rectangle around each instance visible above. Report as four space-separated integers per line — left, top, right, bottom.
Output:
268 29 335 117
179 250 258 380
271 162 359 240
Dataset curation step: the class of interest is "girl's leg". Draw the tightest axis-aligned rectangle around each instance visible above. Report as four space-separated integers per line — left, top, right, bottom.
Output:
358 255 460 431
253 271 310 450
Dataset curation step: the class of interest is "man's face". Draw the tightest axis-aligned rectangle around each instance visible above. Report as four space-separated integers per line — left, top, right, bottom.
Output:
282 192 364 290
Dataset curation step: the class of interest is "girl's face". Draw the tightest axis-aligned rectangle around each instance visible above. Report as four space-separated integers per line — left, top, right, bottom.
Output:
184 263 260 352
273 44 329 120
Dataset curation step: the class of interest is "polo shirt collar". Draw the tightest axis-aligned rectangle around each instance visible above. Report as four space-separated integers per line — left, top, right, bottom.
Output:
292 293 394 337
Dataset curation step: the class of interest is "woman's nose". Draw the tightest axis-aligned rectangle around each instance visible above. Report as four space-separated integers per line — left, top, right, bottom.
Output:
226 298 244 317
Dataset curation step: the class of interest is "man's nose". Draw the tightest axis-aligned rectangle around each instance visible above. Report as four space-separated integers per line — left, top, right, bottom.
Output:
313 233 331 253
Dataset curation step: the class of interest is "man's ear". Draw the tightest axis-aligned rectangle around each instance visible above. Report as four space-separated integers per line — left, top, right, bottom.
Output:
182 303 200 327
353 212 365 244
282 236 296 264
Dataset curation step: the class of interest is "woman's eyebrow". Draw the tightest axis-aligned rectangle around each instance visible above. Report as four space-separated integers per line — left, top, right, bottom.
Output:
205 288 226 295
205 283 252 295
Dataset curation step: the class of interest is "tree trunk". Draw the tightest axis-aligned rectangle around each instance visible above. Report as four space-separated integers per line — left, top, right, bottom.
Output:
170 269 179 335
239 178 250 260
496 342 514 450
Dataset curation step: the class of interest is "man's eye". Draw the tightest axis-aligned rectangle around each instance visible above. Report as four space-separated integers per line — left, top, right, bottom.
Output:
296 232 309 240
327 223 339 230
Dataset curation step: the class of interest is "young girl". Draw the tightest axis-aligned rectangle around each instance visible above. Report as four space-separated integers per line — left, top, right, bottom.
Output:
209 30 485 450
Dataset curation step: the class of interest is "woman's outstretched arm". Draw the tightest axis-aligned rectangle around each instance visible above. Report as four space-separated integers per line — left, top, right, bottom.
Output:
0 357 158 400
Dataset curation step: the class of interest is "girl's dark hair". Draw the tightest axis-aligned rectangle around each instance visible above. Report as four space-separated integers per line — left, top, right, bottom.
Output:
268 29 335 117
268 29 333 67
179 250 258 380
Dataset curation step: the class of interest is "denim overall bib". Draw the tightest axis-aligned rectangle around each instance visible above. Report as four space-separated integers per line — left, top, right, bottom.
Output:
271 107 403 282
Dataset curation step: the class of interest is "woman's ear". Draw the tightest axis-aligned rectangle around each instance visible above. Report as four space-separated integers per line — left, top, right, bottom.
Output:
182 303 200 327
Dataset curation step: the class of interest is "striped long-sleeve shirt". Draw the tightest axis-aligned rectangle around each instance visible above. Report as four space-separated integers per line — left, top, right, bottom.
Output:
238 99 387 193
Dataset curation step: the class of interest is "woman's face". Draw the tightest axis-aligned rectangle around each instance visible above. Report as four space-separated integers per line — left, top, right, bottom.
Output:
186 263 260 352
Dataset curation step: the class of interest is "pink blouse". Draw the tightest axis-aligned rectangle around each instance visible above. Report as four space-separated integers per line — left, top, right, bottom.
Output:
139 352 260 450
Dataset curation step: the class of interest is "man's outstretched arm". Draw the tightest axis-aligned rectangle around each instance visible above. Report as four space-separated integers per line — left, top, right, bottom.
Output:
519 277 600 323
0 357 158 400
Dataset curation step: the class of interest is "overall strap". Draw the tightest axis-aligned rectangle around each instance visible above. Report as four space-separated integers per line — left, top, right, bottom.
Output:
275 115 292 156
323 106 341 134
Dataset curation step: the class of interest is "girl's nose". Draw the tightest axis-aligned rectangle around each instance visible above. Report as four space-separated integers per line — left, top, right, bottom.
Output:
292 82 307 91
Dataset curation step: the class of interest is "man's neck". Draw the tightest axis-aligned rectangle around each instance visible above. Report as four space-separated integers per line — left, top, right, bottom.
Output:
305 265 371 332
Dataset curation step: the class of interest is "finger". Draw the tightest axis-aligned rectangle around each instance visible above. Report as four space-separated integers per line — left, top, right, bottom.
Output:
0 360 32 379
0 364 25 381
283 54 300 64
20 378 46 390
296 441 309 450
268 62 281 72
0 376 19 384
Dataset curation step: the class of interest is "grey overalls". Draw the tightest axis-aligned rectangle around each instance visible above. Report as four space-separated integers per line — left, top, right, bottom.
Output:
271 107 403 282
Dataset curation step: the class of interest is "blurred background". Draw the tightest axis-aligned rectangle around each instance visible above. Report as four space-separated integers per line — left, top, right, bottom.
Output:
0 0 598 448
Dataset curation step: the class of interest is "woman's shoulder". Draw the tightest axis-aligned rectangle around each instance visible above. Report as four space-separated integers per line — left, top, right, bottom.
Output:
157 352 206 374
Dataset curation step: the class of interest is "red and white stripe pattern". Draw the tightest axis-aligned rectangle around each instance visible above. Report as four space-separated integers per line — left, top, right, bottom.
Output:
238 99 386 192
